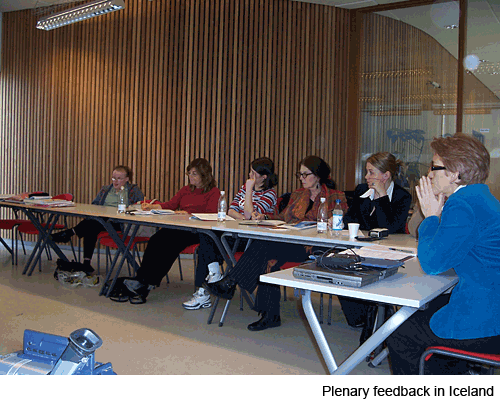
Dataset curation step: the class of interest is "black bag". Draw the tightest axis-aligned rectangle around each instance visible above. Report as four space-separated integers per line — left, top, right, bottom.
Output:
102 277 134 302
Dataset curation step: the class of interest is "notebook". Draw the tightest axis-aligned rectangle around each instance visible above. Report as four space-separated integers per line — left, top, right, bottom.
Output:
292 262 399 288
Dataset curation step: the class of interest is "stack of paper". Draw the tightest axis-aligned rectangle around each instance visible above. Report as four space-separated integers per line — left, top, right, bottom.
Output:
23 198 75 208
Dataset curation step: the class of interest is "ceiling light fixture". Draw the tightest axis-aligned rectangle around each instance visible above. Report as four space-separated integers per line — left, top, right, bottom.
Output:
36 0 125 31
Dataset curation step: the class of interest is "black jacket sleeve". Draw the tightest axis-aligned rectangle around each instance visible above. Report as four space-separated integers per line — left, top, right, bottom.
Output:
343 183 411 234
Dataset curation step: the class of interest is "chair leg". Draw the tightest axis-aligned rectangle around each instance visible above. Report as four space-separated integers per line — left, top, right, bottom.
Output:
13 225 19 265
177 256 183 281
97 241 101 275
18 228 27 257
207 297 220 325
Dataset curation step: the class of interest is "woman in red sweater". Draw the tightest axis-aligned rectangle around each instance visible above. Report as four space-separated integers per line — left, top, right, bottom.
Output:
123 158 220 304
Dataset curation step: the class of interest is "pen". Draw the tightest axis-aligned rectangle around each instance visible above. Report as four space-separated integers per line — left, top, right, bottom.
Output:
389 247 414 254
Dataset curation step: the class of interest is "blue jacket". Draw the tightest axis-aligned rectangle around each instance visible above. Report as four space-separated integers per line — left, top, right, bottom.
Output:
418 184 500 340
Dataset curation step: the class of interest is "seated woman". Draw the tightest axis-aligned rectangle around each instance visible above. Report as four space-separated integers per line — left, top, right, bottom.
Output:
386 133 500 375
338 152 411 333
204 156 347 331
183 157 278 310
123 158 220 304
51 165 144 272
343 152 411 234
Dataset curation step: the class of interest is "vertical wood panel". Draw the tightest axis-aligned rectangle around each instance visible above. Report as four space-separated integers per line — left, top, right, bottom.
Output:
1 0 353 225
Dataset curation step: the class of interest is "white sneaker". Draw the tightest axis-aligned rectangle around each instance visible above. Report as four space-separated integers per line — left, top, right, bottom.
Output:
206 262 223 283
182 288 212 310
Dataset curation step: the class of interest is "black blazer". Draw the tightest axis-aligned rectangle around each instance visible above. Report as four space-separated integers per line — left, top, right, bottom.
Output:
343 183 411 234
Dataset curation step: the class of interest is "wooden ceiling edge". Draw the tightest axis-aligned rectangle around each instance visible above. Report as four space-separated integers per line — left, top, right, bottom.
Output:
356 0 453 14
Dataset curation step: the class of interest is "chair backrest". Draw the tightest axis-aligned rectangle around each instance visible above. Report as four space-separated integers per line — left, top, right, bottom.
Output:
53 193 73 201
278 193 291 213
343 190 355 209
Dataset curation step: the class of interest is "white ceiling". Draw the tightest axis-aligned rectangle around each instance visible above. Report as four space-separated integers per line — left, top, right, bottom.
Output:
1 0 499 97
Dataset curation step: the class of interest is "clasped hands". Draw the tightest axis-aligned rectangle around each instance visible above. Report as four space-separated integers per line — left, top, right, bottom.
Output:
415 176 445 218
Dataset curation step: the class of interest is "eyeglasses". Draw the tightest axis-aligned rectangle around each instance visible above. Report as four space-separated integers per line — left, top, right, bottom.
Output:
186 172 200 177
431 165 446 171
112 177 127 182
295 172 313 179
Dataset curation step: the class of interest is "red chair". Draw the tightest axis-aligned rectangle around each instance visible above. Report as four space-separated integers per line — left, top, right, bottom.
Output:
0 210 31 264
419 346 500 375
178 243 199 283
97 233 150 278
15 194 76 267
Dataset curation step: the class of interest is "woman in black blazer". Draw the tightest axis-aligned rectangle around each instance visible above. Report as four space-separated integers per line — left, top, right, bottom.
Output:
343 152 411 233
340 152 411 339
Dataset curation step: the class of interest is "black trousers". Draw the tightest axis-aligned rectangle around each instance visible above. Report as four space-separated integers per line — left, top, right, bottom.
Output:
73 218 121 261
227 240 315 317
386 293 500 375
135 228 199 287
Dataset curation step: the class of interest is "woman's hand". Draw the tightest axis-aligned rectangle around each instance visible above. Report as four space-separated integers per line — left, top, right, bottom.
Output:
141 202 162 210
370 179 387 198
416 176 445 218
245 177 256 192
251 211 265 221
174 210 188 214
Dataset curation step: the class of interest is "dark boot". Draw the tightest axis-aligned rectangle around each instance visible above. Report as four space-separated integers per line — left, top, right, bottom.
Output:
203 276 237 300
247 312 281 331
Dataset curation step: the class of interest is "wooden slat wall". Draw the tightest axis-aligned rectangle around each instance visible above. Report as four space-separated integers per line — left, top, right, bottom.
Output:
0 0 352 221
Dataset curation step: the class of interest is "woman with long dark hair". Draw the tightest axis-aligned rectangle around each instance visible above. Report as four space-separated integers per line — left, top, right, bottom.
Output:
204 156 347 331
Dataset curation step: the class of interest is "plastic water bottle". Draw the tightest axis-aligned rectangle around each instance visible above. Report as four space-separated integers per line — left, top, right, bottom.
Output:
117 186 126 214
317 197 328 234
331 199 343 237
217 191 227 222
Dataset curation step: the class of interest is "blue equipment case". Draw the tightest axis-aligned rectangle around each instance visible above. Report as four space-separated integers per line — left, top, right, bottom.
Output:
0 328 116 375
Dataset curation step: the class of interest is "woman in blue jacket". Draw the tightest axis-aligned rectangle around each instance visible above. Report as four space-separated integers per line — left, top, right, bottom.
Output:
386 133 500 375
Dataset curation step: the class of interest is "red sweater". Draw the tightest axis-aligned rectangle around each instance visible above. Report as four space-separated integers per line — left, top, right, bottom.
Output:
159 185 220 213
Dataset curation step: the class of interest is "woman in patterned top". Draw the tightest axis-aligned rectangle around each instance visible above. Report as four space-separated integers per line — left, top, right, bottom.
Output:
182 157 278 310
205 156 347 331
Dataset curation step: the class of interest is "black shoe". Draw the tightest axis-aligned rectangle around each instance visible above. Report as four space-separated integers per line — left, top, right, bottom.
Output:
203 276 237 300
82 263 95 274
51 229 74 243
247 312 281 331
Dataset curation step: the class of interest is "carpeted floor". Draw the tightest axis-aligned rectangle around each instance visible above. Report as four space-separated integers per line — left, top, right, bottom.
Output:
0 242 392 375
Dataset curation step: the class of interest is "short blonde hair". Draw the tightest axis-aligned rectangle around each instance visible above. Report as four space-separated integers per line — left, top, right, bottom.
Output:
430 133 490 185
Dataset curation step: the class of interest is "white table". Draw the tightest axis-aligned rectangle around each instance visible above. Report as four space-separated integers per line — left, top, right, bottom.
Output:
260 258 458 375
0 202 227 296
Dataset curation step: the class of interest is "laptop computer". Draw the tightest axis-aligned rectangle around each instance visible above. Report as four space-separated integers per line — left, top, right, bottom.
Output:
292 262 399 288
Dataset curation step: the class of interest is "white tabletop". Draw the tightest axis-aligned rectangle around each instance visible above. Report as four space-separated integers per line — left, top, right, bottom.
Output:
0 202 219 231
213 220 418 250
260 258 458 308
